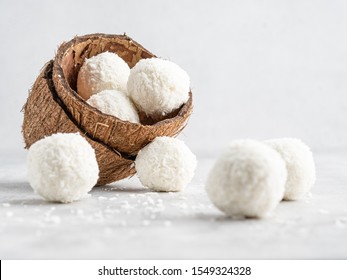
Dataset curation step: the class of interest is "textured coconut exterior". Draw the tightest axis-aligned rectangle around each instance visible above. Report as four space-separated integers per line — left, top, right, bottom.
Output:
22 61 135 186
22 33 193 185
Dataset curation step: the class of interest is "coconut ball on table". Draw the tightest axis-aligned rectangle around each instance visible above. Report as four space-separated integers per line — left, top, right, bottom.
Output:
27 133 99 203
135 136 197 192
206 139 287 219
87 89 139 123
127 58 190 119
77 52 130 100
265 138 316 201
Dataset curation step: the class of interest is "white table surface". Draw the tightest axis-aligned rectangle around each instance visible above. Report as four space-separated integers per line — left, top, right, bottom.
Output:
0 151 346 259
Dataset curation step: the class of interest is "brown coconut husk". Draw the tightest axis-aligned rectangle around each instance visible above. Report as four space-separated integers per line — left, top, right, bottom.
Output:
22 33 193 186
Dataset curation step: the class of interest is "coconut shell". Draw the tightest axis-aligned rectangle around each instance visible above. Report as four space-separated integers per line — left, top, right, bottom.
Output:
22 33 193 185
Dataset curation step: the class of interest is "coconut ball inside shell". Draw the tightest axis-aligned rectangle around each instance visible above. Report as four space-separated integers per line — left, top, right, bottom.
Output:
77 52 130 100
27 133 99 203
206 139 287 219
127 58 190 118
265 138 316 201
135 136 197 192
87 89 139 123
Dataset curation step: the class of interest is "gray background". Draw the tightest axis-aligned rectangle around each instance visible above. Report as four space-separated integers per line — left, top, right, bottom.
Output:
1 0 346 157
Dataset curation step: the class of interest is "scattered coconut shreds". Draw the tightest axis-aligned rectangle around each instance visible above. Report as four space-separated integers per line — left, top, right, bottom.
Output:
120 201 134 210
1 182 214 232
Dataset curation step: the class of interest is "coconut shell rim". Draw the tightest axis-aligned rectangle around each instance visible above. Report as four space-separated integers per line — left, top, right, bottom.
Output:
52 33 193 129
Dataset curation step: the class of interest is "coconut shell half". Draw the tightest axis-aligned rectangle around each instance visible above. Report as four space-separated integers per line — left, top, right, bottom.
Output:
22 33 193 185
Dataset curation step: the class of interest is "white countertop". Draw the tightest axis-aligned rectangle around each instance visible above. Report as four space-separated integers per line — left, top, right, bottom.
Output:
1 151 346 259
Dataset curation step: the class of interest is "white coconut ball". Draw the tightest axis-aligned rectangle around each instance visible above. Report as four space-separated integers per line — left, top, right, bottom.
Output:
135 136 197 192
77 52 130 100
87 89 139 123
127 58 190 117
27 133 99 203
265 138 316 201
206 139 287 218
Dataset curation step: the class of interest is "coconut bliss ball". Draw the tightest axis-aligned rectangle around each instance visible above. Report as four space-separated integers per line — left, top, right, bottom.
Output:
27 133 99 203
77 52 130 100
206 139 287 219
127 58 190 118
135 136 197 192
87 89 139 123
265 138 316 201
